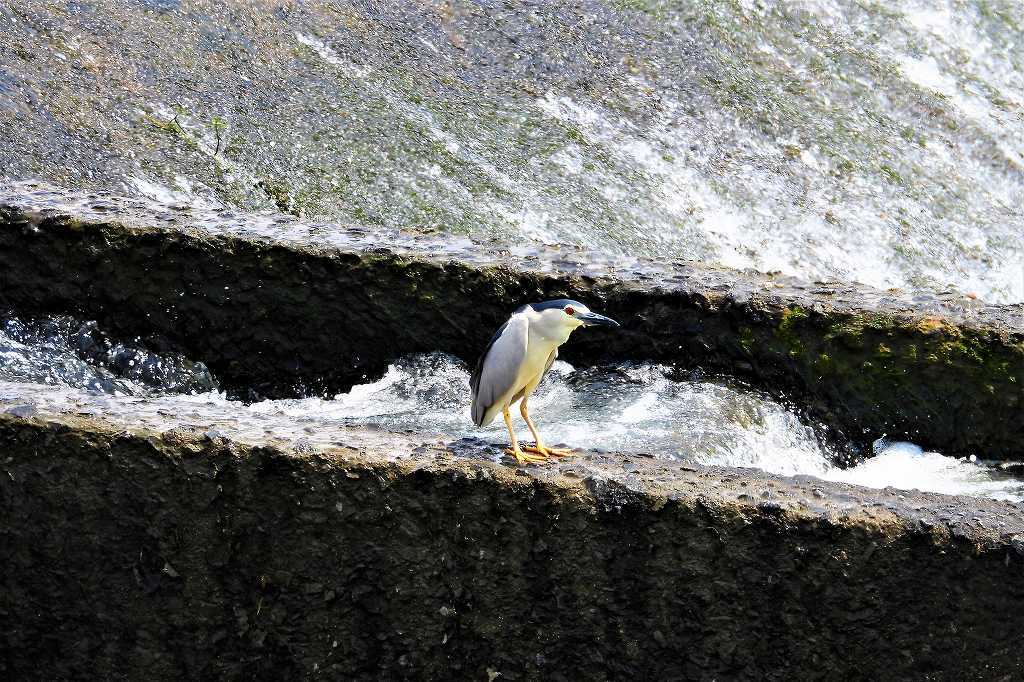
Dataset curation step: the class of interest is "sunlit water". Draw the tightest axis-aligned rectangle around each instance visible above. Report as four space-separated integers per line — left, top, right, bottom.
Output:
4 2 1022 301
2 315 1021 502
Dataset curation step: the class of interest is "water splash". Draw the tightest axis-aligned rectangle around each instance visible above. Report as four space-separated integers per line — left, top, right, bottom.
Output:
0 315 218 396
253 354 1024 500
254 355 837 478
826 440 1024 502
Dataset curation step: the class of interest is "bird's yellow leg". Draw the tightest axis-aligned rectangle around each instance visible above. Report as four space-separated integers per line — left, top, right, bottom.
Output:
504 406 547 465
519 398 575 458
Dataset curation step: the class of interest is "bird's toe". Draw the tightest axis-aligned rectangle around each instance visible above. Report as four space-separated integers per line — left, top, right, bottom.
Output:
523 444 575 458
505 447 548 465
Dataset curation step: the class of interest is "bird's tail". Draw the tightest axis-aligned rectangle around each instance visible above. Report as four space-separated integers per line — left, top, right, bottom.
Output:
470 392 486 427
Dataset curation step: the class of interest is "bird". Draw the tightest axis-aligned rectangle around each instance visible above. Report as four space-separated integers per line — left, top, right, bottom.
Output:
470 299 620 464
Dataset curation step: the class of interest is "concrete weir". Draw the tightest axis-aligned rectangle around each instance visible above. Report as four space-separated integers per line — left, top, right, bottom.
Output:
2 404 1024 679
0 0 1022 675
0 181 1024 678
2 182 1023 458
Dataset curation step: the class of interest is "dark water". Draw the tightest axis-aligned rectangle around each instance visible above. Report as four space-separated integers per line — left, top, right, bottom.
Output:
0 315 217 395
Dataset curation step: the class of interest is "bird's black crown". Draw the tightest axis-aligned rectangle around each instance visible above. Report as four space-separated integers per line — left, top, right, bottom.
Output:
529 298 584 312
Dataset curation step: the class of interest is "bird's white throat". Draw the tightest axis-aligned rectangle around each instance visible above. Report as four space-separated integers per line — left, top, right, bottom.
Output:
525 307 583 347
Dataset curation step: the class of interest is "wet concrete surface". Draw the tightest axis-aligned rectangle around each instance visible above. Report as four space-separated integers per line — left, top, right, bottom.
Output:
2 395 1024 679
2 181 1022 460
1 0 1021 301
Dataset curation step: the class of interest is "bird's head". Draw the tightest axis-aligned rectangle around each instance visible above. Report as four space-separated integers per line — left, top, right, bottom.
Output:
528 299 620 338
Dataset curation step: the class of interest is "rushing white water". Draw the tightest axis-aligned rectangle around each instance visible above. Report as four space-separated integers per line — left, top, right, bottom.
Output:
2 315 1020 501
825 440 1024 501
254 354 1024 502
251 356 837 478
6 1 1021 303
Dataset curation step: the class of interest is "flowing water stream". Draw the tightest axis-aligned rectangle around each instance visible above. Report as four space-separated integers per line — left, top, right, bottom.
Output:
4 314 1021 501
2 1 1022 301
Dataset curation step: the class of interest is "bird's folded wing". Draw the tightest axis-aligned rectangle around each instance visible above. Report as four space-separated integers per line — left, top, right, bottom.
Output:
470 312 529 426
543 348 557 378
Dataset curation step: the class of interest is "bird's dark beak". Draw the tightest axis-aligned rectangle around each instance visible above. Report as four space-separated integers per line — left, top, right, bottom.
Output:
578 311 620 328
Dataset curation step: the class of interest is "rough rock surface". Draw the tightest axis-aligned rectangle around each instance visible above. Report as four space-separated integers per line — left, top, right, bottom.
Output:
2 182 1023 459
2 402 1024 680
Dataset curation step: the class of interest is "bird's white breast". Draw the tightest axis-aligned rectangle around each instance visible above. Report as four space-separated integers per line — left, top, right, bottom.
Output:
512 308 573 389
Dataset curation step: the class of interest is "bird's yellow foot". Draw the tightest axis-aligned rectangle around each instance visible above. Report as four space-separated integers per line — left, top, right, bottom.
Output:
505 447 548 465
522 444 576 458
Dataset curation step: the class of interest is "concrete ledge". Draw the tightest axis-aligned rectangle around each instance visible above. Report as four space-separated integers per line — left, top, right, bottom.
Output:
2 407 1023 679
2 181 1023 458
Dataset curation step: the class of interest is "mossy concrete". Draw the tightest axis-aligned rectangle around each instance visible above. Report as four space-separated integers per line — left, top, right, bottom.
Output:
2 182 1023 459
2 405 1024 680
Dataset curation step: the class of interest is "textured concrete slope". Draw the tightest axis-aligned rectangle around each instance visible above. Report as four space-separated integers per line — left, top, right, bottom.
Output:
1 1 1022 300
2 404 1023 680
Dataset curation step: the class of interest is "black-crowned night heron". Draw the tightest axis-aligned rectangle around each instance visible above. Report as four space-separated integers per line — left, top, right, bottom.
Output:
470 299 620 464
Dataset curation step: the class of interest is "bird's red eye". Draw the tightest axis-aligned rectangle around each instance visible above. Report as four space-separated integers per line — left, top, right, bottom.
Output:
565 306 575 315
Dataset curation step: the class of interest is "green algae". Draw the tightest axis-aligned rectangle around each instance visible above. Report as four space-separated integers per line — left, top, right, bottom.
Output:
774 306 810 357
779 310 1024 407
738 325 755 355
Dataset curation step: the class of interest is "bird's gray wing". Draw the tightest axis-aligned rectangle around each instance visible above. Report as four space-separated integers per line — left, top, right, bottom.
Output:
470 312 529 426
